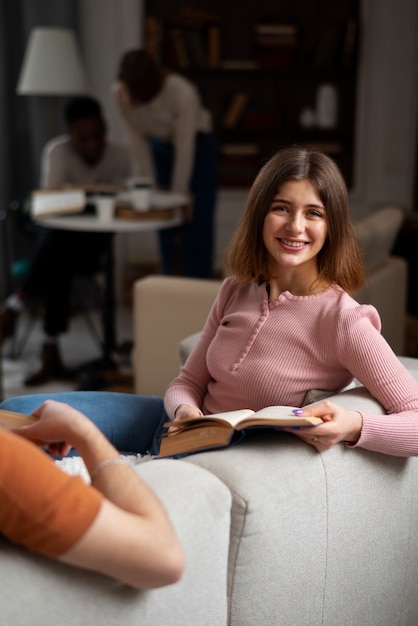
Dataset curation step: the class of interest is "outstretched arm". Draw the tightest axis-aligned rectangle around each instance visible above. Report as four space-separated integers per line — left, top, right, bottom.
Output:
15 400 184 589
285 401 362 452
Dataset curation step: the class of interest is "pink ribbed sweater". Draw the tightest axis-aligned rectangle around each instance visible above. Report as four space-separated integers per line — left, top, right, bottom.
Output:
164 277 418 457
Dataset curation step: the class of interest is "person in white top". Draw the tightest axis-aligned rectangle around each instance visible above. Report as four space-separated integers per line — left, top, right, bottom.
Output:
0 97 133 385
114 48 218 278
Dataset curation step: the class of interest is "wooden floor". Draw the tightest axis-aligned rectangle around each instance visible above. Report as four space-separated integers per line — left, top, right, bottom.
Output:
1 306 134 401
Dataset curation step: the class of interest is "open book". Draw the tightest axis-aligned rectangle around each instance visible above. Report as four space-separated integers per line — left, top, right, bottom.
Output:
158 406 322 458
31 189 87 218
0 409 37 431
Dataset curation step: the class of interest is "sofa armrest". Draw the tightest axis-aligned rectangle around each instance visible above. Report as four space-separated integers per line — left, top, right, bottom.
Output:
186 380 418 625
353 255 407 354
133 276 222 395
0 458 231 626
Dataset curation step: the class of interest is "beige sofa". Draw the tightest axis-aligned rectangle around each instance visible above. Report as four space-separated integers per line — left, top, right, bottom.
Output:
133 206 407 396
2 207 416 625
2 364 418 625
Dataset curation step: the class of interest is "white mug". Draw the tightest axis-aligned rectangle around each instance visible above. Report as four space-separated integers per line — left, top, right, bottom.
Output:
129 178 152 211
95 195 115 221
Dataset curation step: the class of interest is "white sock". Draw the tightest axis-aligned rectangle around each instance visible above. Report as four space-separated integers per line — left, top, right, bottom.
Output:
5 294 25 313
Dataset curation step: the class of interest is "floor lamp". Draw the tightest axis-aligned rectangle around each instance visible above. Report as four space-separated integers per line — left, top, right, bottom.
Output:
16 27 88 136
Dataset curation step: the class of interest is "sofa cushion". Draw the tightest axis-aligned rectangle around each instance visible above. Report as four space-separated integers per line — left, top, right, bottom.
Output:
187 427 418 626
0 458 231 626
355 206 404 273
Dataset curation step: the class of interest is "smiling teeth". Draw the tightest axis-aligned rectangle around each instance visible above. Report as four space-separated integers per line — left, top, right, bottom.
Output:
281 239 306 248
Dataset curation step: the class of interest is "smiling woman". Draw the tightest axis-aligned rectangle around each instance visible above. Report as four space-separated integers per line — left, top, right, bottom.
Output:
163 145 418 459
262 179 328 299
227 145 365 291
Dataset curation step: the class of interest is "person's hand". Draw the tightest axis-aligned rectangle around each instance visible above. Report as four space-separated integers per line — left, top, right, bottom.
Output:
168 404 203 435
284 400 363 452
13 400 95 457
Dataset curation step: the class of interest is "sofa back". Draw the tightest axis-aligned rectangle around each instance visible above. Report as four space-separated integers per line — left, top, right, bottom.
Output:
0 458 231 626
186 383 418 625
133 275 221 395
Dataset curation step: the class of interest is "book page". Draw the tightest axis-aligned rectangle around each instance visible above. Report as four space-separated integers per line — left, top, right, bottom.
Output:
165 408 254 430
164 406 322 431
203 409 255 427
240 405 322 428
252 405 300 419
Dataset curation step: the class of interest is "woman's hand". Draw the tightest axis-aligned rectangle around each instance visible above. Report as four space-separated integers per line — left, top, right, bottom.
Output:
168 404 203 435
285 400 363 452
13 400 95 457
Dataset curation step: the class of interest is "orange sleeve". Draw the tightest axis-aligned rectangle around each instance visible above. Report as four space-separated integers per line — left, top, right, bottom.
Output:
0 428 103 557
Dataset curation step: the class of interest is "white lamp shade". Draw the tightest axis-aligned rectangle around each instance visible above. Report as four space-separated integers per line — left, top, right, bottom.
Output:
17 27 88 96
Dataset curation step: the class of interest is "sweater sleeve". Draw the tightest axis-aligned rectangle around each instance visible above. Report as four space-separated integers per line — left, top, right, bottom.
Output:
335 305 418 456
164 278 233 418
0 429 103 557
170 81 201 193
113 87 155 182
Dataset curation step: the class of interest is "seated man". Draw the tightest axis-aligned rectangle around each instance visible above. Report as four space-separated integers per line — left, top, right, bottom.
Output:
0 96 133 385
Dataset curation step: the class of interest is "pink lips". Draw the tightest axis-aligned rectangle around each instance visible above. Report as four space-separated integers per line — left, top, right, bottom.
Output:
279 238 308 250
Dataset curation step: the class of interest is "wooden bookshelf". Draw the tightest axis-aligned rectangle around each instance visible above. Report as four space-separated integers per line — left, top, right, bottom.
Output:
144 0 360 188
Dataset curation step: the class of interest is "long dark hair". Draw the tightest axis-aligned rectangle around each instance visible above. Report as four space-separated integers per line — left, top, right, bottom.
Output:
227 145 365 293
117 49 164 103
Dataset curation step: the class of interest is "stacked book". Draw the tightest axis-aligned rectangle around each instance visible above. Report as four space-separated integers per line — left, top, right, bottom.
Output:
254 23 298 68
153 7 221 69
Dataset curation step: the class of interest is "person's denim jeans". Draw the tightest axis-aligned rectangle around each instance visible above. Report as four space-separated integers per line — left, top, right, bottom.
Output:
151 132 218 278
0 392 167 456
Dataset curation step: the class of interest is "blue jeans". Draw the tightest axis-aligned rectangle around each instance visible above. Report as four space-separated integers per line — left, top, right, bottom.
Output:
151 132 218 278
0 392 168 456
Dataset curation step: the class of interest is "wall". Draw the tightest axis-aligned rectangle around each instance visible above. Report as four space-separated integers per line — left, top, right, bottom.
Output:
78 0 418 288
350 0 418 219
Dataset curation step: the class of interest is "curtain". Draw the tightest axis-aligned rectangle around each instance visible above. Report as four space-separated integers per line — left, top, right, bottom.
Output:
0 0 80 294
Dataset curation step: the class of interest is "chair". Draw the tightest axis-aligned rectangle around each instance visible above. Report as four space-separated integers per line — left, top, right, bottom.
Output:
0 199 104 359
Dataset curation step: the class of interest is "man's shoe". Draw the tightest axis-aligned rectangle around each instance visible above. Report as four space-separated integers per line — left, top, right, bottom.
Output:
24 342 74 386
0 306 19 343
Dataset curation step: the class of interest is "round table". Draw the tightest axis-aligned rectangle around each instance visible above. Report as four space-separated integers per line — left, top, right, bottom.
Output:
34 191 188 370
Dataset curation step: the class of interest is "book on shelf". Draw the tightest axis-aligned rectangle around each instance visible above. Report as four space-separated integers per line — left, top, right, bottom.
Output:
254 23 298 37
222 91 250 129
219 150 260 187
341 19 358 68
311 25 342 71
207 25 220 68
158 405 322 458
182 28 207 67
254 50 297 68
221 143 260 156
220 60 258 70
144 14 163 62
254 22 299 68
175 6 220 25
158 7 220 69
240 111 281 131
170 29 190 68
305 141 343 156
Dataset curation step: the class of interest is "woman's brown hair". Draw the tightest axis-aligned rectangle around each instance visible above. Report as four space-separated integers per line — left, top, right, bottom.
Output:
117 49 164 104
227 145 365 293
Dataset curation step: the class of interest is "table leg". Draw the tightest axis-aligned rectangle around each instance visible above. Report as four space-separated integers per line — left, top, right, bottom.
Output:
102 233 116 366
